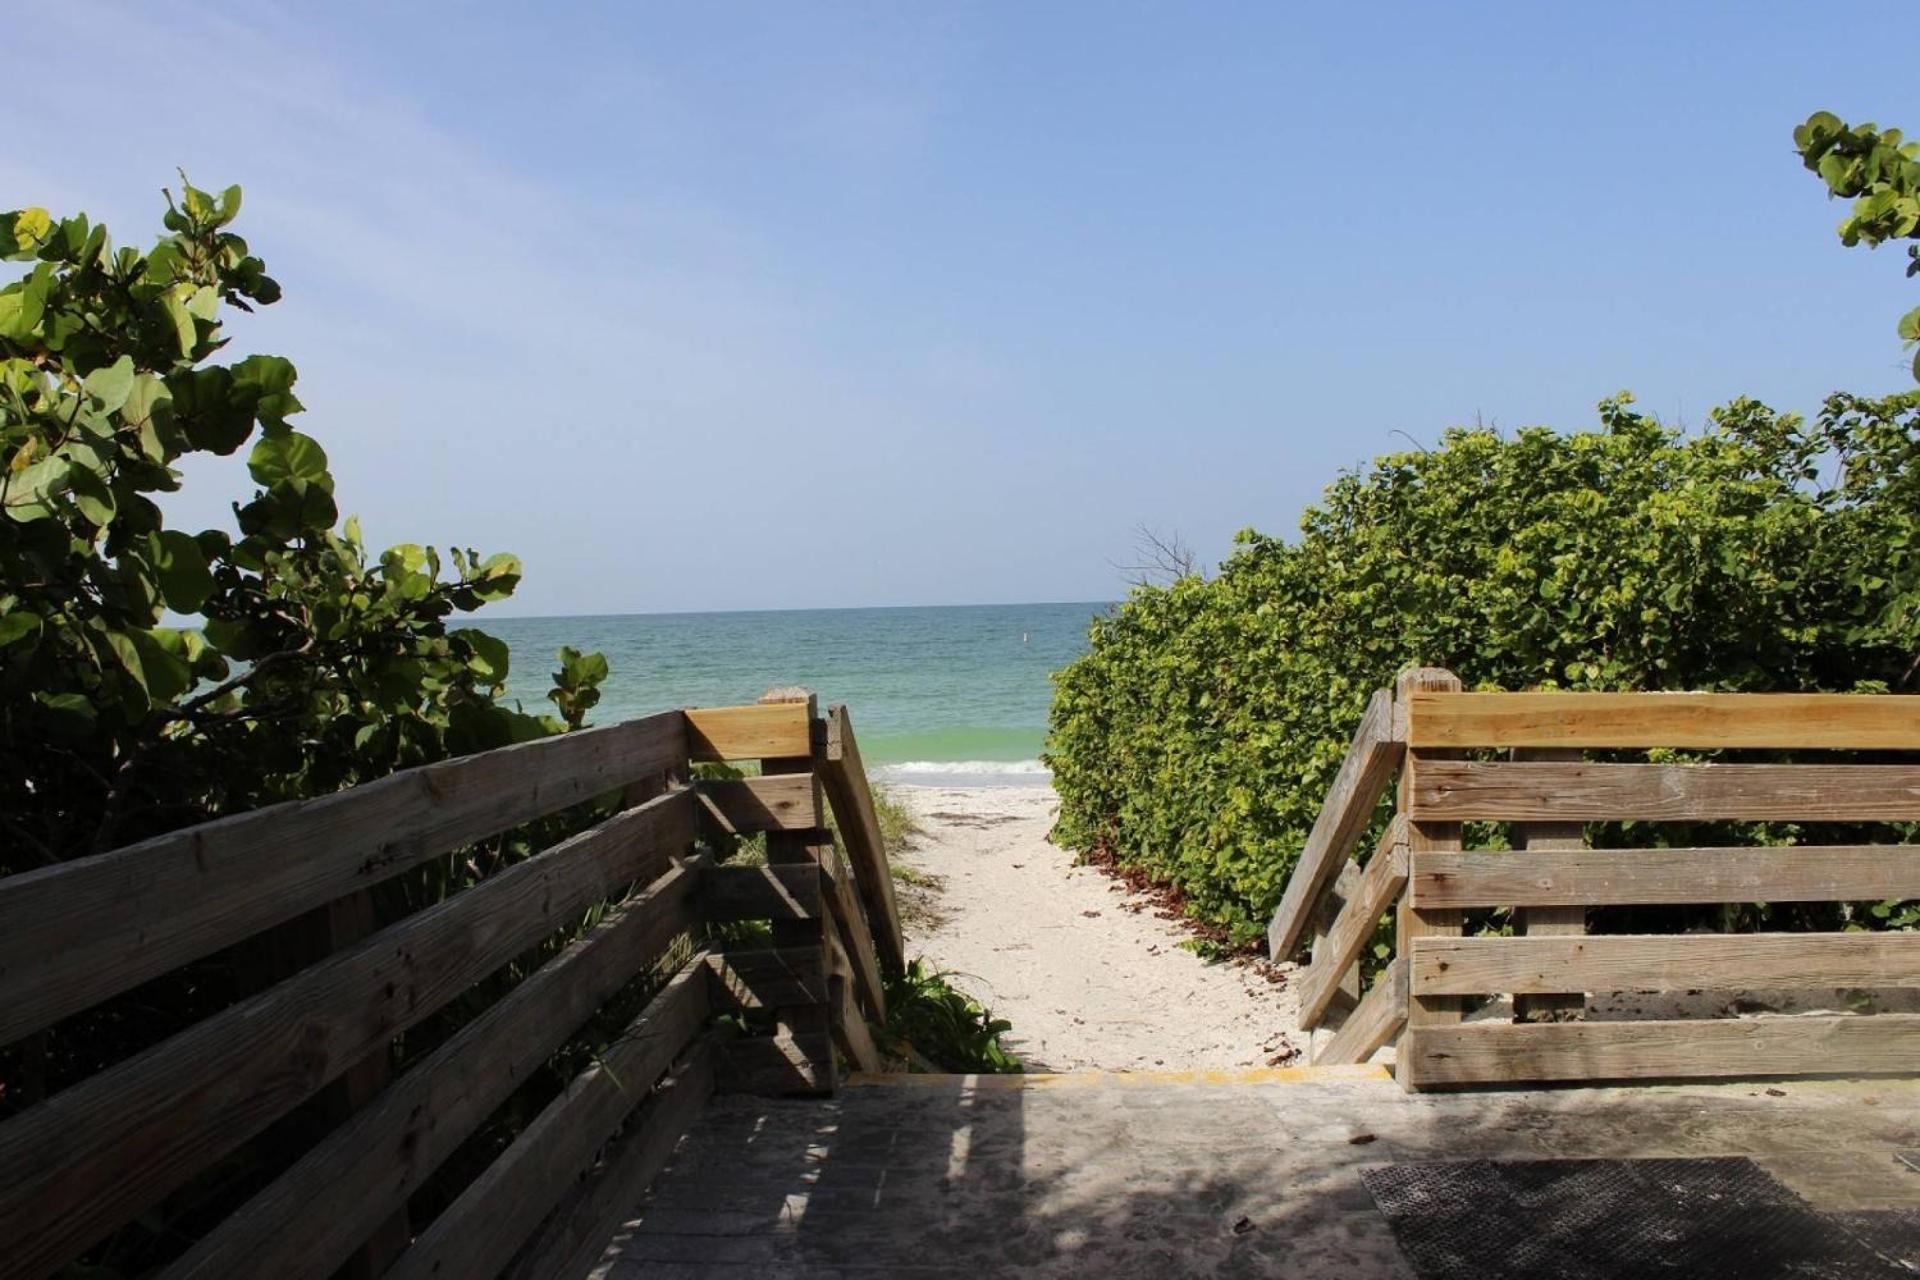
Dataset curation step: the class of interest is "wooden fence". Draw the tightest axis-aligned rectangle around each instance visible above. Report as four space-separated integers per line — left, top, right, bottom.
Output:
0 691 903 1280
1273 669 1920 1090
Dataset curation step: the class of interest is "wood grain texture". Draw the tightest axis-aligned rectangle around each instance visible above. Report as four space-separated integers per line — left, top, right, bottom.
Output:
1400 1014 1920 1086
717 1030 835 1096
161 858 702 1280
1317 960 1407 1066
383 964 711 1280
1511 747 1586 1022
1411 932 1920 996
499 1041 715 1280
1308 860 1364 1032
757 692 838 1099
685 703 813 762
700 863 824 922
1266 689 1403 960
826 934 883 1075
695 773 823 835
1411 760 1920 822
704 947 830 1010
822 704 906 973
1411 844 1920 908
818 840 889 1024
0 790 696 1280
0 712 686 1048
1408 691 1920 750
1396 669 1466 1083
1297 818 1408 1028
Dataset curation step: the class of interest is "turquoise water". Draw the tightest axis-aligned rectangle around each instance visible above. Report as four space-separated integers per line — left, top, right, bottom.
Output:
485 602 1109 779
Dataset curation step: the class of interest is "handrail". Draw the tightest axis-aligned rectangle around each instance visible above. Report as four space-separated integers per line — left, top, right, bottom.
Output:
1287 670 1920 1091
0 693 907 1280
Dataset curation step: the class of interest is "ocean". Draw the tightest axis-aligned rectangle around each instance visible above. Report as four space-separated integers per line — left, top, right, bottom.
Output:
484 602 1110 785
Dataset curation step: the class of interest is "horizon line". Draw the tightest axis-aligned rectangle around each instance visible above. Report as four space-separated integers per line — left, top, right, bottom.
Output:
480 598 1121 623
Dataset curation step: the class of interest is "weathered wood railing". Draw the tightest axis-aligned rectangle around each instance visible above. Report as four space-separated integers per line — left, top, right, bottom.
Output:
1274 669 1920 1091
0 692 903 1280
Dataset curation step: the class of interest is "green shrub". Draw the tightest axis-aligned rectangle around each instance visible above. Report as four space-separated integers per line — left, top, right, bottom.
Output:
1046 393 1920 950
878 959 1021 1073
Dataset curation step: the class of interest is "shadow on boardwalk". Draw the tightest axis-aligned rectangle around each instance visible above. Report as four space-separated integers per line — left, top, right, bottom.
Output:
592 1070 1920 1279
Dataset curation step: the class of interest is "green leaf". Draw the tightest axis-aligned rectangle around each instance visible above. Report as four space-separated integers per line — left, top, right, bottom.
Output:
159 290 196 357
131 628 194 701
83 356 136 414
67 464 116 527
1899 305 1920 344
232 355 303 426
148 530 215 613
0 266 49 340
0 611 41 647
247 430 330 488
3 455 70 520
456 628 511 683
33 691 96 737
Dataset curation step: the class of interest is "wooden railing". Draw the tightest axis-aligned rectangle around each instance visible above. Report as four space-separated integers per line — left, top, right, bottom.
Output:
1276 668 1920 1091
0 691 903 1280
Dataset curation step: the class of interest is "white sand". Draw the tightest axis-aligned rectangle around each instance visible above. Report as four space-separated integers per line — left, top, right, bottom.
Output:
891 783 1304 1073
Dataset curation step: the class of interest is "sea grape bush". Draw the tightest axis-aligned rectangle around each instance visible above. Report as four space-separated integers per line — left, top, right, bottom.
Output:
1795 111 1920 382
0 184 608 872
1046 393 1920 949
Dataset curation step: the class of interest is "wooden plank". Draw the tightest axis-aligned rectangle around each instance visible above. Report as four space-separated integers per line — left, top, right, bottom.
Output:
500 1041 715 1280
818 839 889 1024
1396 670 1466 1088
826 934 883 1074
1512 746 1586 1022
758 691 838 1097
1308 861 1365 1034
704 947 830 1010
685 703 813 762
695 773 823 835
1411 932 1920 996
1266 689 1403 960
1412 761 1920 823
717 1030 836 1096
1318 959 1407 1065
1411 844 1920 909
0 712 687 1049
272 889 410 1280
0 789 697 1280
822 704 906 973
1408 691 1920 751
700 863 824 922
1298 818 1408 1028
384 963 711 1280
162 857 703 1280
1400 1014 1920 1087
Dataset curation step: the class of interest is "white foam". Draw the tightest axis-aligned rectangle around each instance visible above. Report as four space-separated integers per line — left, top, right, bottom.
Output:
880 759 1051 776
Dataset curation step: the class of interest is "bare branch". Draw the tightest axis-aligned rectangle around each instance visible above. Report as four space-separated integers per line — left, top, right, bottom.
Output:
1111 523 1202 588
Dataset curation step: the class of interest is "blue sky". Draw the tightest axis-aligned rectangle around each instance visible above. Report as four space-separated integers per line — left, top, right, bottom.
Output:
5 3 1915 614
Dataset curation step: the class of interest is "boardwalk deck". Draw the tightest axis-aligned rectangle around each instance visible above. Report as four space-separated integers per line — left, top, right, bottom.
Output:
585 1070 1920 1278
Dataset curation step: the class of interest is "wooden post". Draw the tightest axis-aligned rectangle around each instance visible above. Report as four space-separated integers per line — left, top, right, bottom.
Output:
1395 667 1464 1091
1512 746 1587 1023
756 687 836 1094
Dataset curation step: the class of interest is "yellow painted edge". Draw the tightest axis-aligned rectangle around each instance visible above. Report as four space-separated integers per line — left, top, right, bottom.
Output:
846 1064 1392 1089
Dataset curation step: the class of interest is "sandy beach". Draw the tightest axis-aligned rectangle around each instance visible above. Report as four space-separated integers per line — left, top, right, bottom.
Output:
887 782 1304 1073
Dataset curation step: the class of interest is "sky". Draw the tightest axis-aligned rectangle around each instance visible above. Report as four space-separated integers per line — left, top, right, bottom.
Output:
4 3 1915 615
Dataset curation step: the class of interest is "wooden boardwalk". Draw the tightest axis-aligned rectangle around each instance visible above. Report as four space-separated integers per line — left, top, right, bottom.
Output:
592 1070 1920 1278
5 681 1920 1279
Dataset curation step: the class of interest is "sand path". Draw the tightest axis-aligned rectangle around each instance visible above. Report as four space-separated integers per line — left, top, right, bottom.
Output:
890 783 1304 1072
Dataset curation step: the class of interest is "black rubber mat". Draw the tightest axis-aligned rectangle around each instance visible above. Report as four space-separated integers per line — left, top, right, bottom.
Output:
1362 1157 1914 1279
